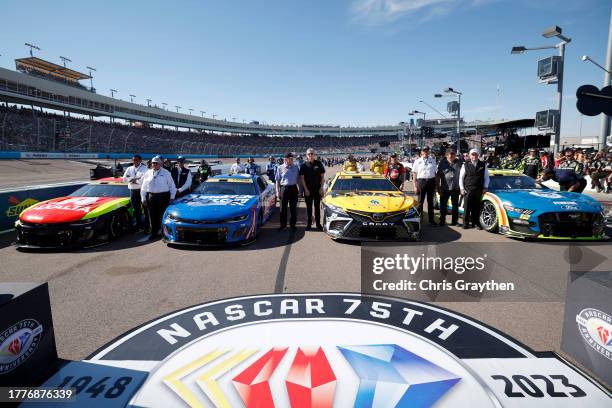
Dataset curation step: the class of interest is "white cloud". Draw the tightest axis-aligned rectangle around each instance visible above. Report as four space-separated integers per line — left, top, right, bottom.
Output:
351 0 455 24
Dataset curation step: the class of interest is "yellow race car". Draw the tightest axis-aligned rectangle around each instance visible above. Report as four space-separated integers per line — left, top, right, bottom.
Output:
322 171 421 241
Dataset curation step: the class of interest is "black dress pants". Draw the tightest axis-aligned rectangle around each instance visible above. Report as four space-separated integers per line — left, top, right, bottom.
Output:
463 188 482 227
417 178 435 223
280 185 298 228
439 189 459 224
304 188 321 226
147 192 170 236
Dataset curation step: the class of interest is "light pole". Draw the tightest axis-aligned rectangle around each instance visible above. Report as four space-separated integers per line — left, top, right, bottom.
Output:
435 88 462 153
200 111 205 117
86 66 96 90
129 94 136 103
146 99 152 107
25 43 40 57
162 102 168 110
512 25 571 154
188 108 194 115
175 105 181 113
59 56 71 67
409 110 426 147
110 89 117 98
212 114 217 119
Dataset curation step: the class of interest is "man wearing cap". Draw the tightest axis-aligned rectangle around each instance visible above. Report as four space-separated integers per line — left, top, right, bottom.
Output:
275 153 300 231
122 154 148 231
141 156 176 239
244 157 259 176
459 149 490 229
518 148 541 179
370 154 386 175
411 147 437 226
171 156 192 198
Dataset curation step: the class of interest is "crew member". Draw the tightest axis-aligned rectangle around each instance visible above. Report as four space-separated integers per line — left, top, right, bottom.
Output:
171 156 192 197
436 148 462 226
540 151 553 172
275 153 300 231
162 157 173 172
230 157 244 175
198 159 211 183
411 147 437 226
459 148 489 230
122 154 148 231
588 151 608 192
556 148 581 173
385 153 407 190
518 148 541 179
343 155 358 172
540 168 586 193
501 151 520 169
141 156 176 240
370 154 386 174
266 156 277 183
299 148 326 230
244 157 259 176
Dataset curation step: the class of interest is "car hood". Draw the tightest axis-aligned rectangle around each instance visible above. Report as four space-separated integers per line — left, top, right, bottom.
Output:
166 194 258 220
325 191 415 212
492 189 603 213
20 196 123 223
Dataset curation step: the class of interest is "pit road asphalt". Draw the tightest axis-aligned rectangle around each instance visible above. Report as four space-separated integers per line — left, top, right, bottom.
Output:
0 163 609 384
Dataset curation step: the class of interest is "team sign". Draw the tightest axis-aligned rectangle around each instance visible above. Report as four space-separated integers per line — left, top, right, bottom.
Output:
81 293 610 407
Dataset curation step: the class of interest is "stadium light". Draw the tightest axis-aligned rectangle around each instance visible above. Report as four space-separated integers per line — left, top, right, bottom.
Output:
129 94 136 102
212 114 217 119
232 117 236 122
581 55 611 74
146 99 152 107
59 56 71 67
110 89 118 98
25 43 40 57
512 25 571 153
188 108 194 115
435 88 462 153
200 110 205 117
162 102 168 110
86 66 96 90
175 105 181 113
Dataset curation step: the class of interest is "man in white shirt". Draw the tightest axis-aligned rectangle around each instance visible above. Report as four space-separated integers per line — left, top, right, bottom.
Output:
411 146 438 226
122 154 148 231
141 156 176 240
230 157 244 175
459 148 490 230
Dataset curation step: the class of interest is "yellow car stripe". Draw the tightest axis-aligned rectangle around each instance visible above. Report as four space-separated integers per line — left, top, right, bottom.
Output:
82 198 130 219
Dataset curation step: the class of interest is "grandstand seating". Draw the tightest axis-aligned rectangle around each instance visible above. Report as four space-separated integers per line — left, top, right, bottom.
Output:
0 105 397 155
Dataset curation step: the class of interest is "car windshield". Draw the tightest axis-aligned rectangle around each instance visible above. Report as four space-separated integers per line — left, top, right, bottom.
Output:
194 181 256 195
332 178 398 192
69 184 130 197
489 175 542 190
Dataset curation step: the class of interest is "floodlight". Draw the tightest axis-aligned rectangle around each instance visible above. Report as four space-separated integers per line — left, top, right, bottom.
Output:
542 26 562 38
511 46 526 54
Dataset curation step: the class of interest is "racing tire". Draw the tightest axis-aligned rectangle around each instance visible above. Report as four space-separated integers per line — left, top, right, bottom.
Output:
107 210 129 240
479 200 499 233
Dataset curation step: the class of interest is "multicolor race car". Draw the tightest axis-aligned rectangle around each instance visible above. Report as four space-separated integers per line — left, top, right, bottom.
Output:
15 177 135 249
438 170 606 240
162 174 276 246
322 171 421 241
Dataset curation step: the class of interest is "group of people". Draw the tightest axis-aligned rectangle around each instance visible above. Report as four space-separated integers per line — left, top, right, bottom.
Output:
123 154 195 240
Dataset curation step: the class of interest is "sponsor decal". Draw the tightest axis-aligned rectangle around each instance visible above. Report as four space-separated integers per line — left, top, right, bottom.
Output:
562 205 579 211
0 319 43 375
576 308 612 361
553 201 577 205
5 196 39 217
370 199 380 205
184 195 254 207
35 197 101 213
86 294 611 407
372 212 384 222
528 191 563 199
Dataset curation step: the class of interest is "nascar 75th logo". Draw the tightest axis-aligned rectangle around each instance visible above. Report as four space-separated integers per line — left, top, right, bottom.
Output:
161 344 460 408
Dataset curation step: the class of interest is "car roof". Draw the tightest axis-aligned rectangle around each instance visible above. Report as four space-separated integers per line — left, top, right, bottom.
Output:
91 177 128 185
335 171 386 179
489 169 522 176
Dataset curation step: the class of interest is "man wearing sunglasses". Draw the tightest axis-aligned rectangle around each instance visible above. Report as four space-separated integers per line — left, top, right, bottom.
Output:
299 148 326 230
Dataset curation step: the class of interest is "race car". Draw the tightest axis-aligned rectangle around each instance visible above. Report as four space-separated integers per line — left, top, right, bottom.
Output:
322 171 420 241
438 169 606 240
162 174 276 246
15 177 135 249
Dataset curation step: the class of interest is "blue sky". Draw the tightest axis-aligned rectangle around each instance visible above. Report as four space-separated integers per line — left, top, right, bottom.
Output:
1 0 610 138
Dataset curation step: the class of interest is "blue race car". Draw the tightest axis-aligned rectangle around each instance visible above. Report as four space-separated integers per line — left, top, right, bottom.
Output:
439 170 606 240
162 174 276 246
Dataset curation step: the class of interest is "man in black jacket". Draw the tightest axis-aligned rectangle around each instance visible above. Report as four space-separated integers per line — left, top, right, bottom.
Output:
436 149 462 226
459 149 490 229
299 148 326 230
171 156 192 198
